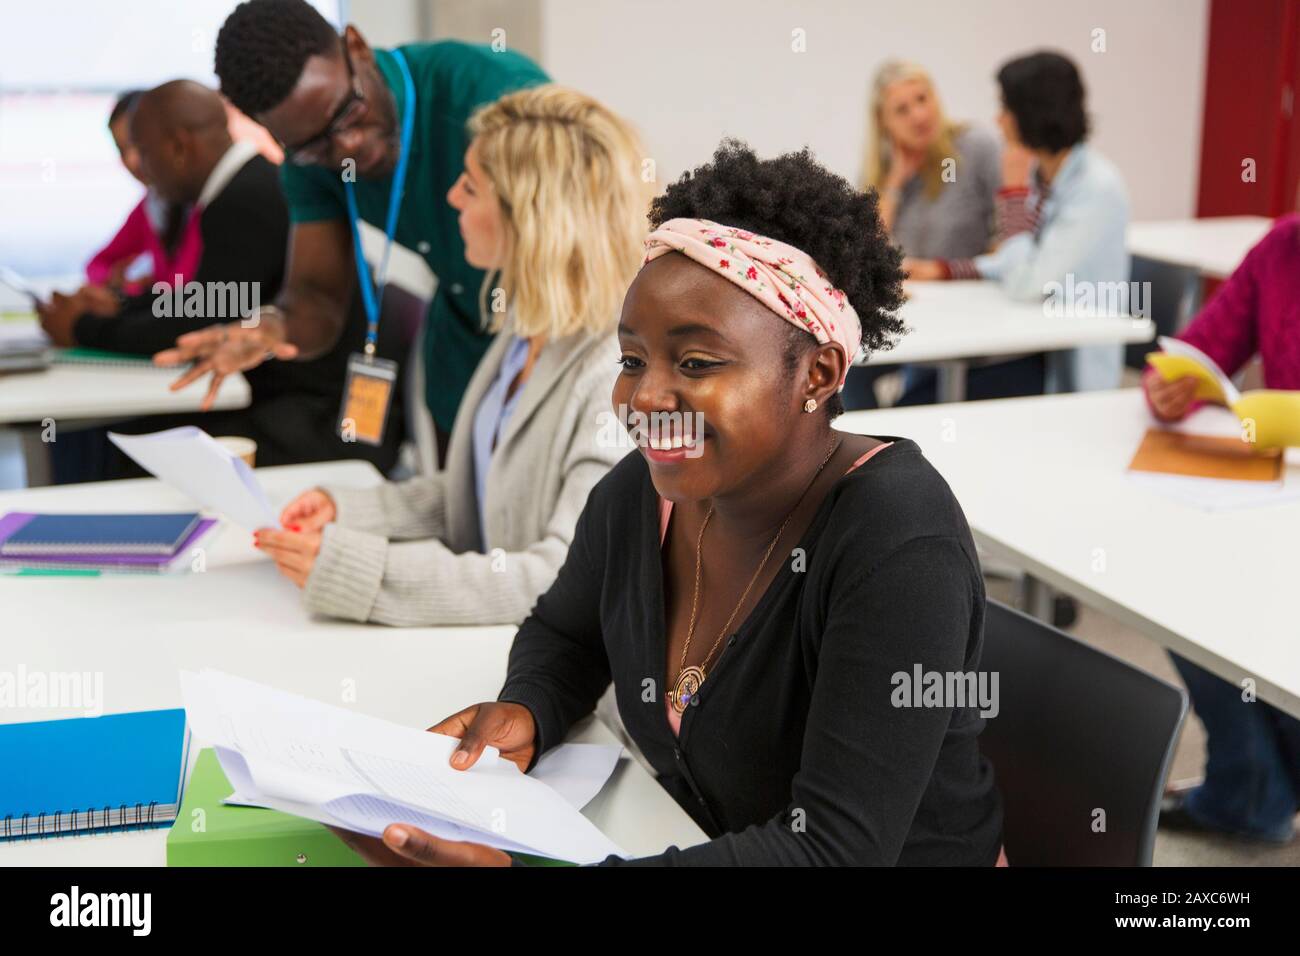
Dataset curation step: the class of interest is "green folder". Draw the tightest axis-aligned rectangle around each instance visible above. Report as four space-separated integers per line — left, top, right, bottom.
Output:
168 748 576 867
166 749 366 867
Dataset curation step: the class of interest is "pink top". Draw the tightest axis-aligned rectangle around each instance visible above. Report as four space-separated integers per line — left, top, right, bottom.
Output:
1144 213 1300 419
659 442 894 736
85 195 203 295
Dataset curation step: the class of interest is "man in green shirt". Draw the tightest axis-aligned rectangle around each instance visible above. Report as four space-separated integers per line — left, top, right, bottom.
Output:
158 0 548 454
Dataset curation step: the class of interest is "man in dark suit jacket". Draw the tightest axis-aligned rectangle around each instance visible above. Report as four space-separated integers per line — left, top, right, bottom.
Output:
38 80 403 479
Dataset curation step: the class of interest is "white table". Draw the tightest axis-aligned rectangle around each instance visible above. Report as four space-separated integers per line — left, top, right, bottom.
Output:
862 281 1156 401
1 318 251 486
1127 216 1272 325
0 461 707 864
838 390 1300 719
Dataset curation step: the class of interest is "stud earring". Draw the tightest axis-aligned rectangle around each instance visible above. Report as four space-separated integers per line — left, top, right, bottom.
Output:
803 398 818 413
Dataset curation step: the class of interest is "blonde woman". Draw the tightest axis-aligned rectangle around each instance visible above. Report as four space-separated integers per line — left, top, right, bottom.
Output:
255 85 648 626
846 61 1005 410
865 60 1001 261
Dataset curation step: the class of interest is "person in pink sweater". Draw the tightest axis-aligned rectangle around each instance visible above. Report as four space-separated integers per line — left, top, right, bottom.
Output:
1144 213 1300 844
1145 213 1300 420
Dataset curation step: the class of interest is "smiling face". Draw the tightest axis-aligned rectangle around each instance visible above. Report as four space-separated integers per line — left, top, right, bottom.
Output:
880 77 939 154
447 141 506 270
614 253 844 503
256 27 396 178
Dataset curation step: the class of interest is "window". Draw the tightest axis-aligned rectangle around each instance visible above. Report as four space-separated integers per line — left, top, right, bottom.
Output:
0 1 340 278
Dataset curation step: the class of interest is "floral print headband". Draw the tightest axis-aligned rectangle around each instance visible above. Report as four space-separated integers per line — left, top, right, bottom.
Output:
642 218 863 385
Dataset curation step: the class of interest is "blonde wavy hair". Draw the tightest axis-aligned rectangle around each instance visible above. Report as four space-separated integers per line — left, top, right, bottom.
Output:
862 61 966 201
468 85 650 339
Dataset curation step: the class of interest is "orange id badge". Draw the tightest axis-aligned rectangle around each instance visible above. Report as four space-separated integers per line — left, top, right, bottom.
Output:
338 353 398 446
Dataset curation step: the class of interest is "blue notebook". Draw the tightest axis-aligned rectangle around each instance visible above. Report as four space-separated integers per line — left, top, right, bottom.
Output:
0 513 200 557
0 709 190 839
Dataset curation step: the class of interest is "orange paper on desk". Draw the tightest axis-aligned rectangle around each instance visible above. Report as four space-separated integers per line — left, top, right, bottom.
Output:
1127 429 1283 482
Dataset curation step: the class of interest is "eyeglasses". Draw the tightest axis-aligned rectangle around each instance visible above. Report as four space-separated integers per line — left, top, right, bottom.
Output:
281 39 367 166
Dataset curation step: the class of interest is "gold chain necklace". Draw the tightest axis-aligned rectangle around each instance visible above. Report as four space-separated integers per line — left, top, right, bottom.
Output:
669 436 841 714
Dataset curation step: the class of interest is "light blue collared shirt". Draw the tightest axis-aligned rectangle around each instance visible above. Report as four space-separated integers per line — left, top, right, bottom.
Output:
472 335 531 547
974 144 1131 392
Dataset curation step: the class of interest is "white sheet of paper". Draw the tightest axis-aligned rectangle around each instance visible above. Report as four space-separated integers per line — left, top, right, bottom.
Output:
1127 471 1300 512
1130 406 1300 511
226 741 622 812
530 743 623 810
182 669 626 864
0 266 44 308
108 427 277 530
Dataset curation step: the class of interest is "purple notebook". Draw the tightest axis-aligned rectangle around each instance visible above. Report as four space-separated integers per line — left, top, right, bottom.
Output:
0 512 217 569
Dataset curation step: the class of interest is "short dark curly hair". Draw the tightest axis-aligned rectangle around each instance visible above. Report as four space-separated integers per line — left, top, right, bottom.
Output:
649 139 906 420
997 51 1089 152
215 0 340 117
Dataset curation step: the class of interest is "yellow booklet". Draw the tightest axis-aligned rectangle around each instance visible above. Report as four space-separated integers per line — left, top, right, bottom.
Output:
1147 336 1300 448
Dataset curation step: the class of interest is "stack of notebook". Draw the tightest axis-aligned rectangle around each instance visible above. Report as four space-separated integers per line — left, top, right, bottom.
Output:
0 323 51 373
0 709 189 839
0 512 218 574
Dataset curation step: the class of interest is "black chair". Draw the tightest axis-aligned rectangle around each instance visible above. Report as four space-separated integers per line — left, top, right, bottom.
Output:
1126 255 1192 369
980 600 1188 866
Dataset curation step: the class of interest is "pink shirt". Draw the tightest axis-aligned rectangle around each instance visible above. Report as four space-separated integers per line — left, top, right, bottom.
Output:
85 195 203 295
1145 213 1300 419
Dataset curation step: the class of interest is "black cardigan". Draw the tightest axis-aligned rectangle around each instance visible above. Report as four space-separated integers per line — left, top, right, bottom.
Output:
500 439 1003 865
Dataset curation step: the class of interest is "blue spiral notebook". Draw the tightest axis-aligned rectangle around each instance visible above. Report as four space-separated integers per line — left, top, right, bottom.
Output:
0 709 190 839
0 513 200 557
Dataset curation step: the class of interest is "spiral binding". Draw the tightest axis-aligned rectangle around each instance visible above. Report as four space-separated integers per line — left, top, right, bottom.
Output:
2 801 162 839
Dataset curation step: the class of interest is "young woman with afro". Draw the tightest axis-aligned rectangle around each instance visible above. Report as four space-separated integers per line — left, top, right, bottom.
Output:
335 140 1006 867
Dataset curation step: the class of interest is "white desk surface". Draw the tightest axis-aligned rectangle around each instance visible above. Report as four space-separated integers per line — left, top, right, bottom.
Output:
0 363 251 424
0 461 707 865
865 280 1154 366
838 390 1300 718
1127 216 1272 280
0 317 250 424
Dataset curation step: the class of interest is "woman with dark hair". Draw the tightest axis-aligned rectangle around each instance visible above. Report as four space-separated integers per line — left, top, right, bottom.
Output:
904 50 1130 398
335 141 1005 867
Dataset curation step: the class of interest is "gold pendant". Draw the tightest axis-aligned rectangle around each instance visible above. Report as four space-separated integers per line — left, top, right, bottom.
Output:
672 665 706 715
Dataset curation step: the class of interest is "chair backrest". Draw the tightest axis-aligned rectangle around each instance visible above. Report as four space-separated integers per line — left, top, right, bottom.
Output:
376 282 438 477
1126 256 1188 369
980 600 1187 866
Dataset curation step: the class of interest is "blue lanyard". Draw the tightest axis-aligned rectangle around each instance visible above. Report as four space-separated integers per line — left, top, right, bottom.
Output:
344 48 416 356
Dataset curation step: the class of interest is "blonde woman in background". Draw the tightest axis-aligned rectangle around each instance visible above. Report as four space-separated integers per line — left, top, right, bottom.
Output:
256 85 649 627
845 62 1002 409
865 60 1002 258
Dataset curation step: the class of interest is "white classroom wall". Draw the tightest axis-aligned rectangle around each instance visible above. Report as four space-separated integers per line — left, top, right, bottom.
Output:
351 0 1212 292
539 0 1209 222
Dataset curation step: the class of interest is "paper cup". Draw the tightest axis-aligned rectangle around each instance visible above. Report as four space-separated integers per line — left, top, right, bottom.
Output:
214 435 257 468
